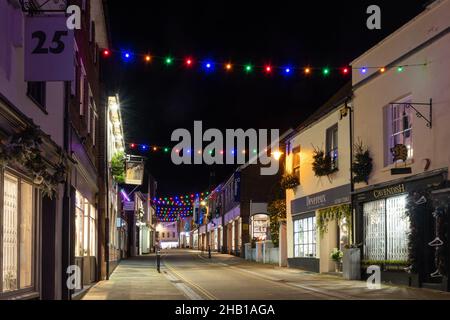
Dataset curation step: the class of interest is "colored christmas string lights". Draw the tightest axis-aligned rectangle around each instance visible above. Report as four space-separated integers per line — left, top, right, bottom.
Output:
102 48 426 77
129 143 263 157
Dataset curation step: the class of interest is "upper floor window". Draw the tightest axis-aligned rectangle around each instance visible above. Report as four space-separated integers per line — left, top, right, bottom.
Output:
292 146 301 179
27 82 46 110
326 124 339 170
385 100 413 165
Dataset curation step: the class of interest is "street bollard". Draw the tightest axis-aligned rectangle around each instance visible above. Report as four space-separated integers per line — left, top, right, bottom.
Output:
208 245 211 259
156 250 161 273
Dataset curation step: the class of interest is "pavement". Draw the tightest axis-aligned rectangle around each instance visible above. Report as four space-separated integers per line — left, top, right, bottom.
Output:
82 249 450 300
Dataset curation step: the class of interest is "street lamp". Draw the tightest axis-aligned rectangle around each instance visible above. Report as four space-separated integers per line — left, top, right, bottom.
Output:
271 150 283 161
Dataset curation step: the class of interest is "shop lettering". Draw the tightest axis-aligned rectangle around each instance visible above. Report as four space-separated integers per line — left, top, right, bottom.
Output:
307 194 327 207
373 184 405 199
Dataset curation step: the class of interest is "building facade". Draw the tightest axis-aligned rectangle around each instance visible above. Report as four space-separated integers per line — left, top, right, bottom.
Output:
62 0 110 299
285 84 353 273
0 1 67 300
351 0 450 290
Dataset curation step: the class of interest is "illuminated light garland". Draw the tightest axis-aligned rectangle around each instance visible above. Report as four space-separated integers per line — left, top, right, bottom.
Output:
100 48 426 77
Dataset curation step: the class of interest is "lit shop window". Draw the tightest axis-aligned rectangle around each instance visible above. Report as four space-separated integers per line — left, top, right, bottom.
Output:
1 173 35 294
292 147 301 180
385 101 413 165
75 191 97 257
251 214 269 241
294 215 317 258
363 195 409 262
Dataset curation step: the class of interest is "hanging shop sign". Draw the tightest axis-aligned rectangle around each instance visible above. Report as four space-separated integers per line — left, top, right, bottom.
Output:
25 15 74 82
291 184 351 215
125 158 145 185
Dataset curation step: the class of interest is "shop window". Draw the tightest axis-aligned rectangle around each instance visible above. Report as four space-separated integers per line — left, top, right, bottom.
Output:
27 82 46 110
251 214 269 241
1 173 36 294
75 191 97 257
385 100 413 166
292 147 301 179
326 124 339 170
293 214 316 258
363 195 409 262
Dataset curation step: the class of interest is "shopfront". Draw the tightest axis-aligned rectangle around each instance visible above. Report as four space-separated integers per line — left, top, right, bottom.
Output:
74 190 98 286
289 184 351 273
0 169 39 299
354 169 449 290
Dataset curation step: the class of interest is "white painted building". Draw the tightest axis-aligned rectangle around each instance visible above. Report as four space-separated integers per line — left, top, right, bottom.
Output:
351 0 450 290
285 84 352 273
0 1 66 299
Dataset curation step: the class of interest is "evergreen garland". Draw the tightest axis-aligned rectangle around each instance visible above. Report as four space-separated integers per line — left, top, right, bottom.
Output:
312 148 337 178
352 141 373 185
317 204 352 238
280 173 300 190
0 127 67 198
267 199 286 247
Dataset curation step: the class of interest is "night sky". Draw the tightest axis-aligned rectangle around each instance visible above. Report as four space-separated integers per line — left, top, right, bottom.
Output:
105 0 430 196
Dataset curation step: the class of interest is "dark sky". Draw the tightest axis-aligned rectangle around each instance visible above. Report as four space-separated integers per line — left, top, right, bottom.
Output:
105 0 430 196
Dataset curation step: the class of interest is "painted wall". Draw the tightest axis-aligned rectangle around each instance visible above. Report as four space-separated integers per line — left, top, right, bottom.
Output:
351 0 450 189
285 106 351 270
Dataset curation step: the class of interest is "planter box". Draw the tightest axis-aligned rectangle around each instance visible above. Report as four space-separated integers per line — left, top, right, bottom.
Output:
343 248 361 280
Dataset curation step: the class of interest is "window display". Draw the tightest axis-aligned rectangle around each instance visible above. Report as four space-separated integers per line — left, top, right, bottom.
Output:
293 215 316 258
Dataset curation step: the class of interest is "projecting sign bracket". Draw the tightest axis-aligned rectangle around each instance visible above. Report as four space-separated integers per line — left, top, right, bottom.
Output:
390 99 433 129
19 0 69 13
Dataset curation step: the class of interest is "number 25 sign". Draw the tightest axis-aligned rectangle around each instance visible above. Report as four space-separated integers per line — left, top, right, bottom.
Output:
25 16 74 82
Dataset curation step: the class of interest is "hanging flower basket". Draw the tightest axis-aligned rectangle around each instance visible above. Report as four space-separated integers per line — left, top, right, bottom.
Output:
280 173 300 190
352 141 373 185
312 148 337 178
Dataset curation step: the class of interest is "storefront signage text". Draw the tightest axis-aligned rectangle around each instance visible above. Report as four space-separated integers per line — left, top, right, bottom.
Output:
373 184 406 199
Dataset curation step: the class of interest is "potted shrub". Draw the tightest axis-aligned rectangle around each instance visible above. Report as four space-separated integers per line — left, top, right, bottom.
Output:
331 248 343 273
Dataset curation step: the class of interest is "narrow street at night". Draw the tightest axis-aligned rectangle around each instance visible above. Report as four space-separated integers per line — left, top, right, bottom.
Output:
2 0 450 317
83 250 450 300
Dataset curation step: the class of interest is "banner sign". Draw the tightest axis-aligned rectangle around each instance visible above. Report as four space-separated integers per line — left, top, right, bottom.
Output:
125 159 144 185
25 16 74 82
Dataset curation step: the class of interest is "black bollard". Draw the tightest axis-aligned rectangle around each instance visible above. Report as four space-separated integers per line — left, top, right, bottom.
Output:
208 245 211 259
156 250 161 273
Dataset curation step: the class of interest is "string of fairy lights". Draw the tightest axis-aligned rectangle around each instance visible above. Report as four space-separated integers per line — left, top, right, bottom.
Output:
101 48 426 78
128 142 266 156
152 192 210 222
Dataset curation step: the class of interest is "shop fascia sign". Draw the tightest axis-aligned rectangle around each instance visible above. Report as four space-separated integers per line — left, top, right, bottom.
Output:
373 184 406 199
291 184 351 214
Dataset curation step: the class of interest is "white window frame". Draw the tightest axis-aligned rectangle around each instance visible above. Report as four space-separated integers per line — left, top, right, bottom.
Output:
0 169 39 298
293 213 317 258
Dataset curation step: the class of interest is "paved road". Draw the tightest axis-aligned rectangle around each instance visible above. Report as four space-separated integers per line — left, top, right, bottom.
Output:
83 249 450 300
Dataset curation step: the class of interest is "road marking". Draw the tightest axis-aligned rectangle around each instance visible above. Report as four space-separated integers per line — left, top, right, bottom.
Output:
161 268 203 300
163 259 218 300
196 253 355 300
